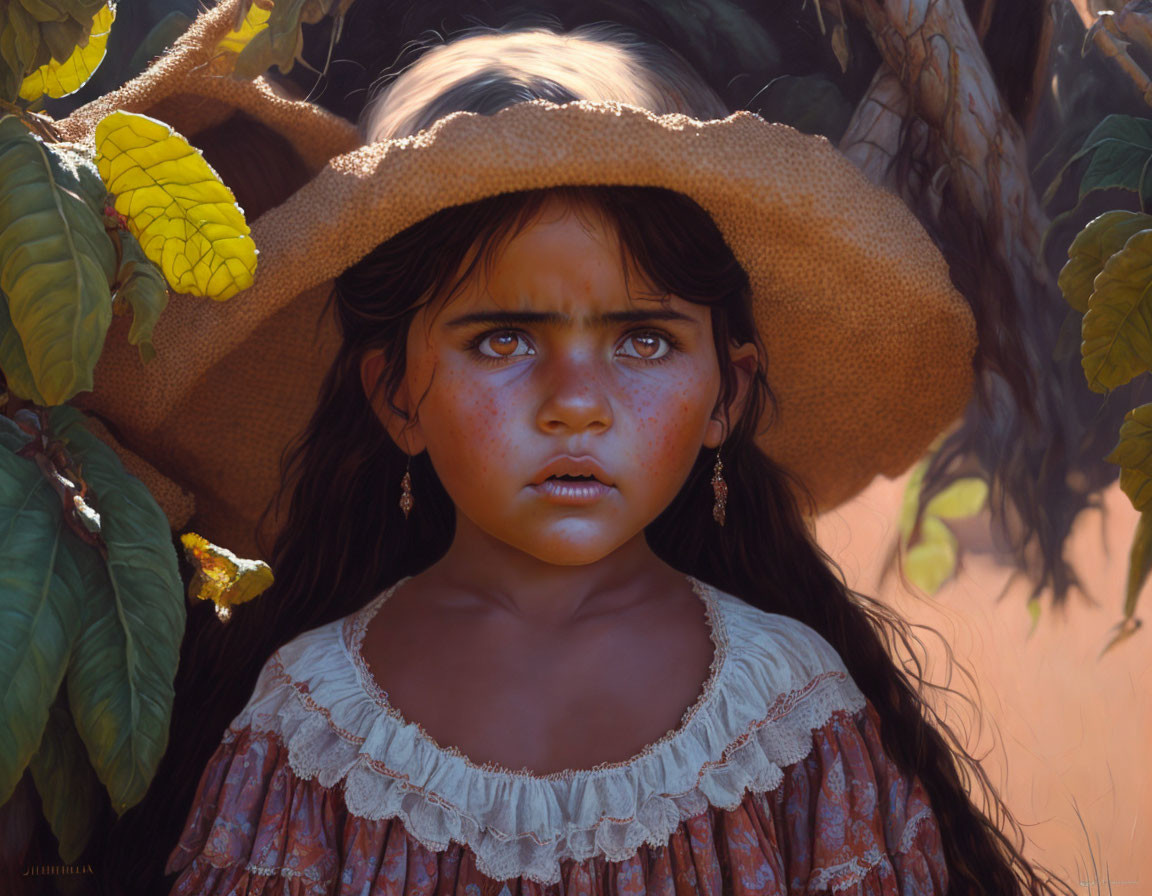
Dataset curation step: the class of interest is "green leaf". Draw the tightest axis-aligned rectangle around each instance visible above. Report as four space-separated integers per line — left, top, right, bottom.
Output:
0 286 48 405
1105 403 1152 513
0 440 87 805
1045 115 1152 210
113 228 168 364
1 1 42 102
0 414 34 453
924 477 988 520
0 116 116 405
45 139 109 215
50 406 184 814
1058 211 1152 313
28 686 103 863
1124 510 1152 621
1081 228 1152 393
903 516 959 596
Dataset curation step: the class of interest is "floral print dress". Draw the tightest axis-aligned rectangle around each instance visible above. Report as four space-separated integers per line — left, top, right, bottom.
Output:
166 576 949 894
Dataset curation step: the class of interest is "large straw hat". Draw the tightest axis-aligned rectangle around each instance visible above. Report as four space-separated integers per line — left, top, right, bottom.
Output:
53 0 976 559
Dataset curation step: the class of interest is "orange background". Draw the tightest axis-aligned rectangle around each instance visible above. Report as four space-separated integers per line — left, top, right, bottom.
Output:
815 469 1149 892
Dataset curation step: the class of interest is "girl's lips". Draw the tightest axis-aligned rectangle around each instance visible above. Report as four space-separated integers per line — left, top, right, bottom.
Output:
531 478 614 504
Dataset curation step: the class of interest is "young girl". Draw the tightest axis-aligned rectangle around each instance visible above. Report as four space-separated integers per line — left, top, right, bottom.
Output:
155 22 1074 896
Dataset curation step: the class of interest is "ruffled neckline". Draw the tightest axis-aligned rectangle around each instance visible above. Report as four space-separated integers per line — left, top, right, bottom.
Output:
231 575 868 884
342 573 728 781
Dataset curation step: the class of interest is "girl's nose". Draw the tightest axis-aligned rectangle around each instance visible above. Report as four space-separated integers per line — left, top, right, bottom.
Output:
535 354 614 434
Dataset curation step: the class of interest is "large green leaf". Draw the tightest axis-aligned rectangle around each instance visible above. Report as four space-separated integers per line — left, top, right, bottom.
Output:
1082 228 1152 393
0 438 89 805
28 685 104 863
1059 211 1152 314
51 406 183 814
1105 402 1152 513
1045 115 1152 210
0 116 116 406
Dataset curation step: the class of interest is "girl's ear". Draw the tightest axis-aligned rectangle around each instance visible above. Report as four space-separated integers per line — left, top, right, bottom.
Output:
704 341 760 449
360 349 427 456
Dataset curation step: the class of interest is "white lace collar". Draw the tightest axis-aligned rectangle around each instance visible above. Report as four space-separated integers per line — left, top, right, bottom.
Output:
234 575 867 885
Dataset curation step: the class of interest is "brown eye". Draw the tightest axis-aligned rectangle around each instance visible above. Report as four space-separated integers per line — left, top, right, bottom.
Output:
476 330 532 358
618 331 671 361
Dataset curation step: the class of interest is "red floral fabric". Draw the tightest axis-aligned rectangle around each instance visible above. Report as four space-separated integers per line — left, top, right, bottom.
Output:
165 699 947 895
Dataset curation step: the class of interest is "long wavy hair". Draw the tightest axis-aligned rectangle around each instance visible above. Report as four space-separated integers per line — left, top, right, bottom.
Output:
100 27 1074 896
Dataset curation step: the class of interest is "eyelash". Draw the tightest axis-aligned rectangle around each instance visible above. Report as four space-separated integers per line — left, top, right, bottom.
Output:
464 328 682 367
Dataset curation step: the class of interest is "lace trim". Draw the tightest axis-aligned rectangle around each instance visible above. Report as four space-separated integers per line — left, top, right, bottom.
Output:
227 577 868 885
806 794 939 892
343 574 729 780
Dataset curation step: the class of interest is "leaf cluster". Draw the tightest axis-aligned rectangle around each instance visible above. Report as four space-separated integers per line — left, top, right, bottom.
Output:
1 0 107 102
1055 119 1152 652
0 1 272 865
0 406 183 861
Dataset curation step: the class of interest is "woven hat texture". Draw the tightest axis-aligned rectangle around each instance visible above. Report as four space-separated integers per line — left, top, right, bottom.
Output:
59 0 976 558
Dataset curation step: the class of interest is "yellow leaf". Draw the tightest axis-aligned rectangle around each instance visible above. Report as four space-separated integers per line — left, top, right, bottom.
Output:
18 1 116 101
94 111 257 300
924 476 988 520
216 1 271 59
903 517 958 596
179 532 273 621
897 456 929 545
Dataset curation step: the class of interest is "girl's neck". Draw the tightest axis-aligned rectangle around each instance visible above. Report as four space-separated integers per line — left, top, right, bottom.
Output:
423 510 688 627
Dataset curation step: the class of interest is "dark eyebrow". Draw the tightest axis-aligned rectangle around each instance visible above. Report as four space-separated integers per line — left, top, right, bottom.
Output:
443 309 699 330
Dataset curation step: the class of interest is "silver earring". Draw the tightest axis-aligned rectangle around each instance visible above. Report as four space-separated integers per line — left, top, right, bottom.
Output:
399 456 414 519
711 449 727 526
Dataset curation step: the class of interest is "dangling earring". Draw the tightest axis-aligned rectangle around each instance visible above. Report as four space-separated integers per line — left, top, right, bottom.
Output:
711 449 727 526
399 455 414 519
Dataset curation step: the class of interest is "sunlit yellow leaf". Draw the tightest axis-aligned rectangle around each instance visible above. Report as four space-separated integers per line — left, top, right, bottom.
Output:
94 111 257 300
903 517 958 596
216 1 271 58
179 532 272 622
924 476 988 520
18 1 115 101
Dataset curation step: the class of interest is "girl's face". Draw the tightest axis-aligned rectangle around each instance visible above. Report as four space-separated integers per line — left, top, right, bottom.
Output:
363 194 757 566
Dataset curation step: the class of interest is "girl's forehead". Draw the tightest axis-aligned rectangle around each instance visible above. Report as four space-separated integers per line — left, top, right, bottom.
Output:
452 201 665 308
413 197 695 325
